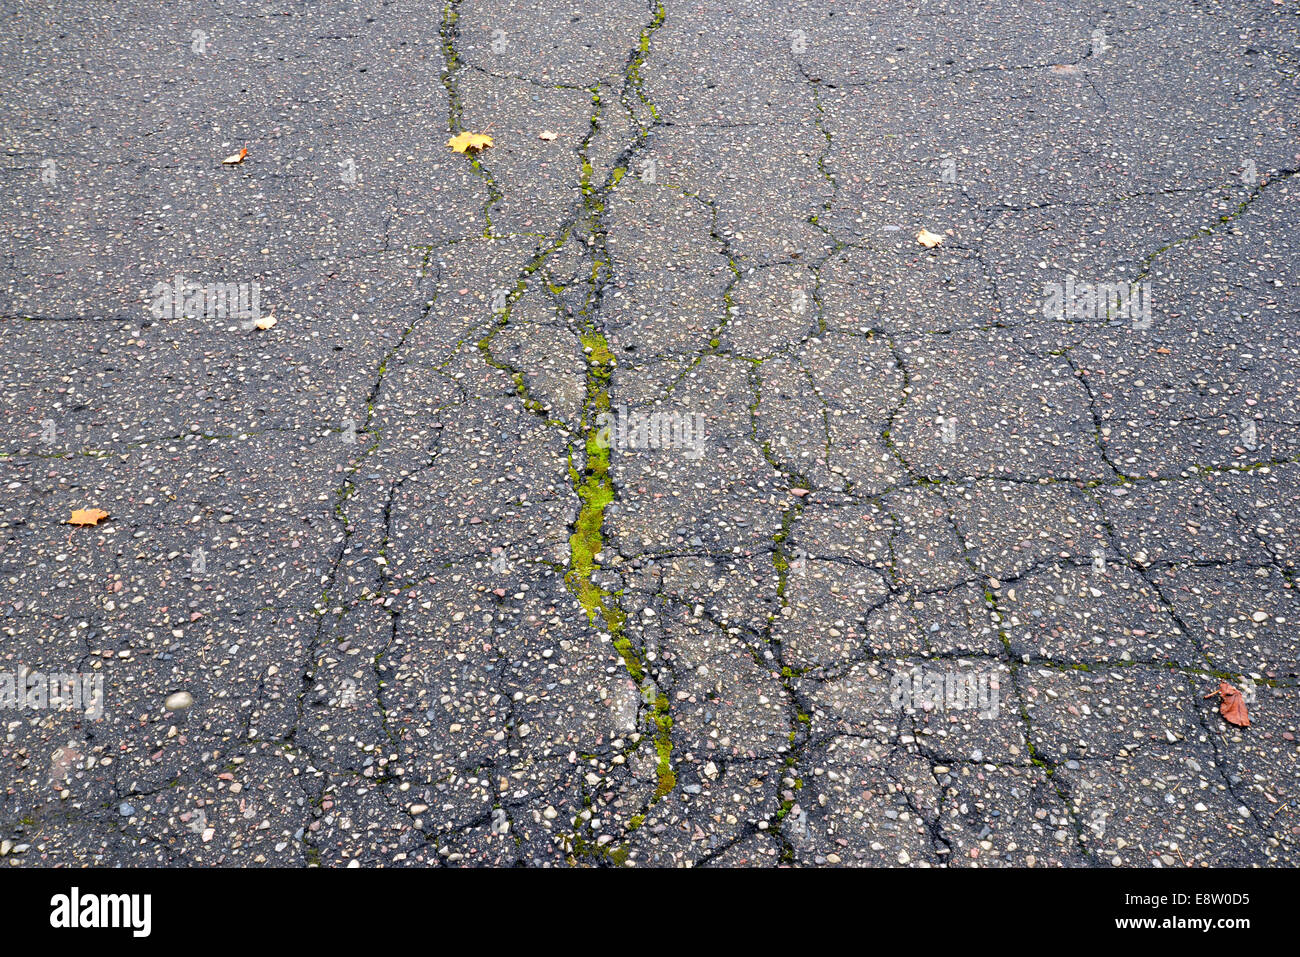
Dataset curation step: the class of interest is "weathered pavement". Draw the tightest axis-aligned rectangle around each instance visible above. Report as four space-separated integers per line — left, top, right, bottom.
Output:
1 0 1298 867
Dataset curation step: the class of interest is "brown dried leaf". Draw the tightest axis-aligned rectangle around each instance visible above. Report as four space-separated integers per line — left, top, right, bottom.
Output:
1204 681 1250 727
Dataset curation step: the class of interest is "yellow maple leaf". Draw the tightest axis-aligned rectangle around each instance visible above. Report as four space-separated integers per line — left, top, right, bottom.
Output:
67 508 109 526
916 229 944 248
447 132 494 154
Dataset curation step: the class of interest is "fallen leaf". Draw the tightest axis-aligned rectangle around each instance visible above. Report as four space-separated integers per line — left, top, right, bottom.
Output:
916 228 944 248
447 132 494 154
1204 681 1250 727
67 508 109 526
538 130 558 141
253 313 277 330
222 147 248 166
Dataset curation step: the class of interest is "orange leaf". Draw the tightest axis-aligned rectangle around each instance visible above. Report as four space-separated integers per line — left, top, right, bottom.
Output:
67 508 109 526
221 147 248 165
1204 681 1250 727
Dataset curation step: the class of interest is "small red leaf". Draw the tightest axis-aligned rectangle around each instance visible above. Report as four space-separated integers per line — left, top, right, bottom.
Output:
1204 681 1250 727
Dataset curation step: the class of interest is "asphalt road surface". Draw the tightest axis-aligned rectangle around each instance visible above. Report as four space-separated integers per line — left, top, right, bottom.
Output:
1 0 1298 867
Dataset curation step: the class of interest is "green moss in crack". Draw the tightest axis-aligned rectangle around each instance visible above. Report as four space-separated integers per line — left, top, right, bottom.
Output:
572 834 630 866
566 332 646 686
625 4 666 123
653 693 676 800
568 424 612 616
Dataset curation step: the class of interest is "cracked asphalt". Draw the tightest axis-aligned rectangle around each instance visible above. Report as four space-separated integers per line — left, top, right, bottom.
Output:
1 0 1298 868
